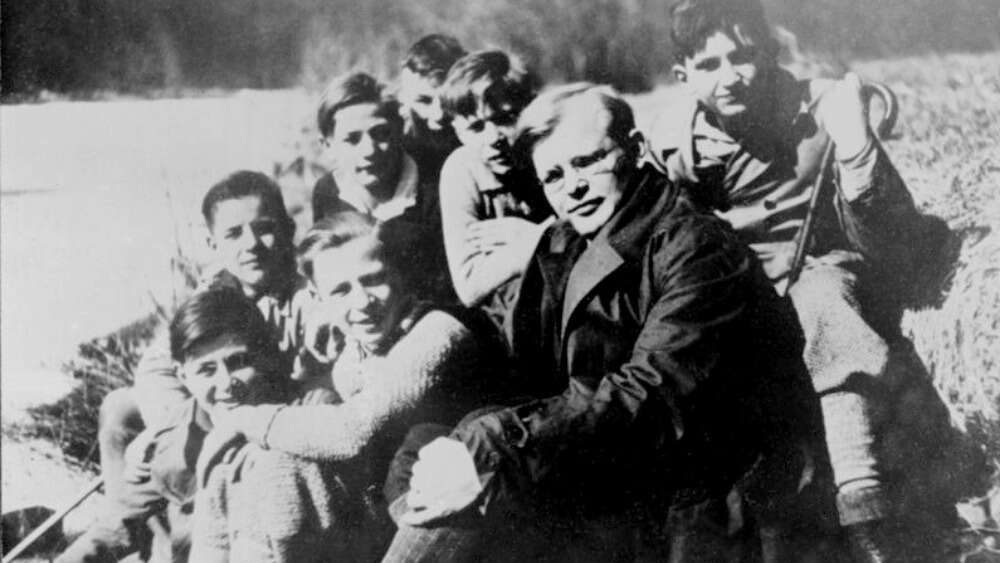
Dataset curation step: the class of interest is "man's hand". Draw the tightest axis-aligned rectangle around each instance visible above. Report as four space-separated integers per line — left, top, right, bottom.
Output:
816 72 873 161
400 437 484 526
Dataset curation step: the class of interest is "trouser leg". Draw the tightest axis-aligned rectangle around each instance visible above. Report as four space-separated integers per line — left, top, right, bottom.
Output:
790 256 967 561
58 388 149 563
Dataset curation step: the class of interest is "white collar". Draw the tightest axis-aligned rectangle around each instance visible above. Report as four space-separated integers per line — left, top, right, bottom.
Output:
335 154 419 222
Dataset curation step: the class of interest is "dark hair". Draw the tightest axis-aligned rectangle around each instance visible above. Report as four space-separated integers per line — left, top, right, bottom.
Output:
169 288 277 363
201 170 294 234
402 34 467 83
512 83 637 174
298 211 386 281
669 0 779 64
316 72 404 139
439 50 540 119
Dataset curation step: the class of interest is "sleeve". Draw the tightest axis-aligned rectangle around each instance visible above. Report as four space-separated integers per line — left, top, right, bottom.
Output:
833 136 924 279
230 311 480 460
645 98 699 184
439 152 547 306
189 459 231 563
452 217 755 497
132 327 190 429
311 174 352 223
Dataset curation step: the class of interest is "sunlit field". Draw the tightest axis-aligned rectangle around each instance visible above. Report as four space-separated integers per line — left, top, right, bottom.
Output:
2 51 998 560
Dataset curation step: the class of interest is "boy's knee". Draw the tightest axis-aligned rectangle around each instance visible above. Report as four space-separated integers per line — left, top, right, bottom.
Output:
98 388 144 450
99 389 143 434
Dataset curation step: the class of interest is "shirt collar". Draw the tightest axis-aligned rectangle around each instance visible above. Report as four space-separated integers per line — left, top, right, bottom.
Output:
335 153 419 222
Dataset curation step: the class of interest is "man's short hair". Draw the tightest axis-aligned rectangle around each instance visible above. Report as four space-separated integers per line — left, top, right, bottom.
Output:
298 210 385 281
512 83 636 173
316 72 403 139
669 0 779 64
169 287 277 364
201 170 293 233
439 50 540 119
402 34 467 83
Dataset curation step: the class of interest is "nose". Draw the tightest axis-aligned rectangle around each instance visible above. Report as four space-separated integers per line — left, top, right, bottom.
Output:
427 100 444 125
358 133 376 158
718 60 741 87
567 178 590 200
484 122 507 149
346 282 374 310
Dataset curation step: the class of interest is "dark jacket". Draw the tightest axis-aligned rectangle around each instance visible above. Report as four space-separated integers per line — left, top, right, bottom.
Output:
452 165 817 517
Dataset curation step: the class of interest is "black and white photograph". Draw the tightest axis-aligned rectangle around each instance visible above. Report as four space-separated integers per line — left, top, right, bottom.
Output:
1 0 999 561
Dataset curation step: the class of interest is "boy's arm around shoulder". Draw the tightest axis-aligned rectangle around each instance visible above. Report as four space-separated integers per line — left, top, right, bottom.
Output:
224 309 482 461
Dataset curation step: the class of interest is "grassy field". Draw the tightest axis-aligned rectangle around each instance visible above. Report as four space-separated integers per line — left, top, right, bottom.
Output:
2 50 998 559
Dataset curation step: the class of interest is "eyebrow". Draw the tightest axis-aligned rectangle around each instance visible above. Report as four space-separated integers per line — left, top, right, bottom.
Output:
569 147 611 168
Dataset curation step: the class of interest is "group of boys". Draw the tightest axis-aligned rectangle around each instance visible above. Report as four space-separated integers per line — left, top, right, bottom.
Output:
63 0 973 561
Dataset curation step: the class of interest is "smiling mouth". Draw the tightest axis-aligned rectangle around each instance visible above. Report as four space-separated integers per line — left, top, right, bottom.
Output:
570 198 604 216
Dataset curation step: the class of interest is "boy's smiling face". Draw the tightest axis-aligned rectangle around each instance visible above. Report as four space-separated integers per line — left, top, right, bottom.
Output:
324 103 404 198
309 237 402 350
208 195 290 297
178 331 272 419
673 28 774 122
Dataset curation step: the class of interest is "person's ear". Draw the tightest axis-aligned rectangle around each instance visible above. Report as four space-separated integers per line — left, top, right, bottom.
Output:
627 129 647 161
206 232 218 252
672 64 688 84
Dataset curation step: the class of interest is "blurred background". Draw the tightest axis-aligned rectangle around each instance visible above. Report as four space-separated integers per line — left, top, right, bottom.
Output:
3 0 999 99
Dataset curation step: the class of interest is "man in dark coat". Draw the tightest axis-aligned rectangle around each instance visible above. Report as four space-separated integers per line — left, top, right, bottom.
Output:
380 84 823 561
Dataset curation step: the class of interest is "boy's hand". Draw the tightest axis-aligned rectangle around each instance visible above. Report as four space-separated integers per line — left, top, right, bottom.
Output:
401 437 483 526
466 217 537 252
816 72 873 161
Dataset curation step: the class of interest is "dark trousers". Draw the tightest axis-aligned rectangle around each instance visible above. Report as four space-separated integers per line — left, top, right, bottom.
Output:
380 422 850 563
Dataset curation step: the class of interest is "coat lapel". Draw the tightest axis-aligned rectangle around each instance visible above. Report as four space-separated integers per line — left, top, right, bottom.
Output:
560 233 625 342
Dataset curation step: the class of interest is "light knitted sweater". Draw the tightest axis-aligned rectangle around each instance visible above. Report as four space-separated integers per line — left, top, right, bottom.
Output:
226 309 482 461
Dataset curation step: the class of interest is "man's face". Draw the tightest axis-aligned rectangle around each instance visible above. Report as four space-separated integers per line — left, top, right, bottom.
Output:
451 92 520 176
209 195 290 296
310 238 401 349
178 332 272 419
323 103 404 195
398 69 446 132
674 29 773 120
532 118 630 238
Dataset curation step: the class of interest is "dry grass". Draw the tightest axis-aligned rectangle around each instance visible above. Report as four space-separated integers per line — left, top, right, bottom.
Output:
856 53 1000 464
